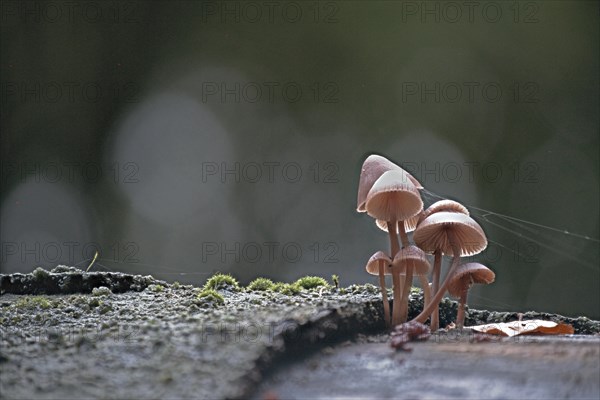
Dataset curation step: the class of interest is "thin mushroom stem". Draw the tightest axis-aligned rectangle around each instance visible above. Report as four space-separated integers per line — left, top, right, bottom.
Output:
418 275 432 312
378 260 391 328
396 221 408 291
391 272 403 326
396 221 410 306
388 221 403 327
397 221 410 248
430 249 442 331
398 264 413 323
456 289 468 329
387 221 400 257
411 233 461 324
398 275 405 303
397 220 412 323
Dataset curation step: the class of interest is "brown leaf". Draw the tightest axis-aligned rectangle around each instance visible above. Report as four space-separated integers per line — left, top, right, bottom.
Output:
390 321 431 351
469 320 574 337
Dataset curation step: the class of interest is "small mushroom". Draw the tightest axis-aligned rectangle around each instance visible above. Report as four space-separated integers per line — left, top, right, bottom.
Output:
448 263 495 328
365 170 423 327
365 251 393 327
416 199 469 225
391 245 432 324
414 200 470 330
356 154 422 213
366 169 423 251
365 170 423 223
411 212 487 325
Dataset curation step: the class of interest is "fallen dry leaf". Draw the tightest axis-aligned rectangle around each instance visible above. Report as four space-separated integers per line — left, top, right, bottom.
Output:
390 321 431 351
469 320 574 337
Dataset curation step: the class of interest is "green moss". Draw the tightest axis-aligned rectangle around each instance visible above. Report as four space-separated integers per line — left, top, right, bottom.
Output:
172 281 181 289
247 278 275 291
363 283 378 294
197 289 224 305
148 284 164 293
32 267 50 280
68 295 89 307
203 273 240 292
294 276 329 290
331 274 339 289
92 287 112 296
98 304 112 314
160 372 173 384
15 296 52 309
272 282 301 295
88 298 101 308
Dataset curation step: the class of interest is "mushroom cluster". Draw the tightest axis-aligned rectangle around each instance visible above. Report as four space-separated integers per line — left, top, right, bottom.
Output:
357 154 495 330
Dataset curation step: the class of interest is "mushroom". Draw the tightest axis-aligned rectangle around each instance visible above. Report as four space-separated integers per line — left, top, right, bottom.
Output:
391 245 432 323
365 172 423 327
375 213 421 235
448 263 495 328
411 212 487 325
365 169 423 242
357 154 422 213
416 199 469 225
365 251 393 327
414 200 470 331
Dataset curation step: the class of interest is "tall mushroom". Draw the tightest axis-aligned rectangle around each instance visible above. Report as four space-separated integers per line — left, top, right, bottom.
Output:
411 212 487 325
365 251 393 327
414 200 470 331
356 154 425 329
365 169 423 247
356 154 422 213
448 263 495 328
365 169 423 326
391 245 432 323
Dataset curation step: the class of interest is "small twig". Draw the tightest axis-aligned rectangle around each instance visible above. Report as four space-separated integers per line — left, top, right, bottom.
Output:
85 251 99 272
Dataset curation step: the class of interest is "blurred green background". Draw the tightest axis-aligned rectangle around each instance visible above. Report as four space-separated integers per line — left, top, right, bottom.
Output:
1 1 598 318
